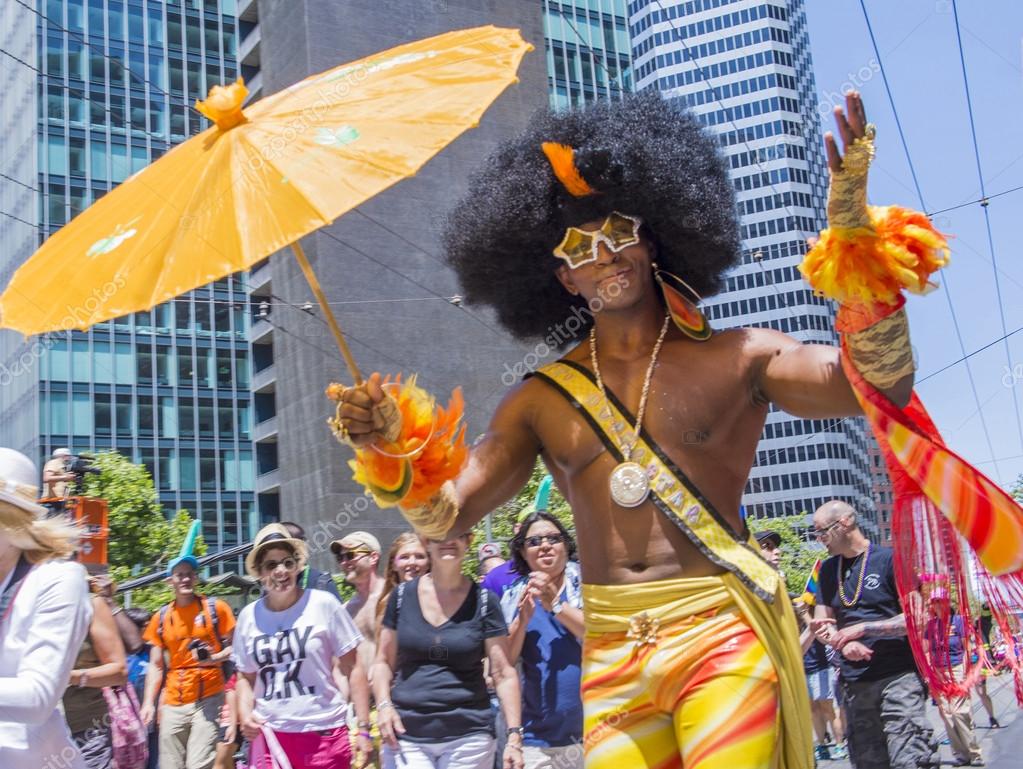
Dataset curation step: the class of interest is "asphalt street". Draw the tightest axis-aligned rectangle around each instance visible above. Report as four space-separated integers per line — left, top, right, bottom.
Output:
817 672 1019 769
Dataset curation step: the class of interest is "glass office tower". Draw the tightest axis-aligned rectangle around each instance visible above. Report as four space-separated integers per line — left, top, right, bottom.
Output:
629 0 878 532
543 0 634 107
0 0 257 558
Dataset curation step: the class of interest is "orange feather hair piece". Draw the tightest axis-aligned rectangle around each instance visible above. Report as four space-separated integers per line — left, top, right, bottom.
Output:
541 142 596 198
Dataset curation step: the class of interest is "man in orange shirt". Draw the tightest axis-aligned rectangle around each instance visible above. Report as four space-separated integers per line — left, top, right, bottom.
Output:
139 555 235 769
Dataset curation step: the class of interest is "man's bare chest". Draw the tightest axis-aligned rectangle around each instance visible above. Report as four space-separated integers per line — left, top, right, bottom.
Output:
532 371 749 477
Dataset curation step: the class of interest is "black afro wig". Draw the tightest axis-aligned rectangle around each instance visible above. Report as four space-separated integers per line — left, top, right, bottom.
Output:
443 91 740 342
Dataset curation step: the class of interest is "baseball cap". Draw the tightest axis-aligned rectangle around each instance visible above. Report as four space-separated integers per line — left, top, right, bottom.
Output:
755 530 781 548
478 542 502 561
330 531 381 556
53 448 71 458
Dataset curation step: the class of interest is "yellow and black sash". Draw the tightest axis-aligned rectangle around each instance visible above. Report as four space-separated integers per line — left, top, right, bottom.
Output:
533 360 779 603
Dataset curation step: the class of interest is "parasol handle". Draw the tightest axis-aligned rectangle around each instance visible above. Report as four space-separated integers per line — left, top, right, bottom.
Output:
290 241 363 385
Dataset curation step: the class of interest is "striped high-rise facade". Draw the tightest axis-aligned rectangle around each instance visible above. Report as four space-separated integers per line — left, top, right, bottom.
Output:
628 0 878 533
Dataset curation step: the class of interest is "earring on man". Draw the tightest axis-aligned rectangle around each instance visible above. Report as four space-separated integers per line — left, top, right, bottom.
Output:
652 263 712 341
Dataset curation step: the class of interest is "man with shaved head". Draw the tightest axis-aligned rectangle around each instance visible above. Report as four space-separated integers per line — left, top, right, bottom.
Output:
810 501 935 769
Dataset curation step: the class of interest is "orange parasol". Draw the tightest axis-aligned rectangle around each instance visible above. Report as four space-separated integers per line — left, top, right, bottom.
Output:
0 26 532 382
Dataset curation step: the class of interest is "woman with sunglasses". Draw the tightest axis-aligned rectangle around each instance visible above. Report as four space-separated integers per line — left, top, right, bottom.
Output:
233 524 372 769
373 532 523 769
501 512 584 769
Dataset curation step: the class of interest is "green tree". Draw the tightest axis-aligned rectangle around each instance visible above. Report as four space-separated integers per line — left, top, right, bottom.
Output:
465 459 573 577
81 451 210 610
1011 474 1023 505
747 512 824 596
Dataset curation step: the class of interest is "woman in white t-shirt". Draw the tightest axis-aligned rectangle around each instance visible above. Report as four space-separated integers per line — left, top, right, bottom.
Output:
234 523 372 769
0 448 92 769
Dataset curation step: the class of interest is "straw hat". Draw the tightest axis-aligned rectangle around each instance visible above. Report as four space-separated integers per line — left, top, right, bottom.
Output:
0 448 47 520
245 523 308 577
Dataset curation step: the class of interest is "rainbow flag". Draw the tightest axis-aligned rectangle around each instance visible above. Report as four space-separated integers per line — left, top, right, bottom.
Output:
801 558 822 606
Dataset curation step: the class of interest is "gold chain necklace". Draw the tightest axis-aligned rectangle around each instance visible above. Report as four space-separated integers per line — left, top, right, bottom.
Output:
838 542 871 607
590 314 671 507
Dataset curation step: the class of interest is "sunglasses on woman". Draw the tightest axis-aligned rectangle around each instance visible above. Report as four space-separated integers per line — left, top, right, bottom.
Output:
260 557 298 573
524 534 565 548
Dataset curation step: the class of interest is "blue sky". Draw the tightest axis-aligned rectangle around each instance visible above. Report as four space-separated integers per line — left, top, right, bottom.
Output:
805 0 1023 489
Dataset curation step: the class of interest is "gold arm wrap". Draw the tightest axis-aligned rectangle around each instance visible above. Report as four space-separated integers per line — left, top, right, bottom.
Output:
401 479 459 540
827 125 875 229
846 307 915 390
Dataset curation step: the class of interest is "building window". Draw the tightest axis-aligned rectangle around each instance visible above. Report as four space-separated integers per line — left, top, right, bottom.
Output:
115 394 132 435
72 393 93 437
200 449 217 491
94 394 112 435
178 400 195 437
159 395 177 437
50 392 69 435
138 401 154 436
198 398 215 438
156 346 176 386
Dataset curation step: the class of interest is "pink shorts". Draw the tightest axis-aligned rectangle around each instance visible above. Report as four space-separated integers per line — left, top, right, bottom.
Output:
249 726 352 769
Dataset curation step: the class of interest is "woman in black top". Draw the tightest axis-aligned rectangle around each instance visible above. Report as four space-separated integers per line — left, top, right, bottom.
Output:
372 533 523 769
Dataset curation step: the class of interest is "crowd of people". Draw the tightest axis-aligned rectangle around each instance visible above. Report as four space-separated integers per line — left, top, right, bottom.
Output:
0 448 594 769
0 444 1018 769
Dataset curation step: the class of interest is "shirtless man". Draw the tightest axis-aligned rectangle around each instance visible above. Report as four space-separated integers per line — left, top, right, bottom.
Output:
331 531 385 673
338 92 914 769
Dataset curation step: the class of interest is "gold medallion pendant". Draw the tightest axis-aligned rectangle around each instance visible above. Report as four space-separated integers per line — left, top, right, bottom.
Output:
609 461 650 507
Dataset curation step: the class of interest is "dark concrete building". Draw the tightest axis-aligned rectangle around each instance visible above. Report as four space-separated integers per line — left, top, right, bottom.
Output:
254 0 547 570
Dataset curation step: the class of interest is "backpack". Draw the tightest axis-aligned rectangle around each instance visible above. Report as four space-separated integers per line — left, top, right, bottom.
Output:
158 595 234 679
102 684 148 769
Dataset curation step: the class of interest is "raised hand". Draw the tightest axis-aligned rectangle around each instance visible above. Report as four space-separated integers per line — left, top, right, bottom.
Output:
824 90 870 173
823 90 874 230
333 372 401 447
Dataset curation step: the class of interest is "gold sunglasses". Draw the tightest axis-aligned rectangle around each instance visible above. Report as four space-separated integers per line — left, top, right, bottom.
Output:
553 212 643 269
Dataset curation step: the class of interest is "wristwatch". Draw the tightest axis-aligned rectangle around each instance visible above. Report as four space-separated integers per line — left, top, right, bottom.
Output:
551 599 565 616
506 726 525 737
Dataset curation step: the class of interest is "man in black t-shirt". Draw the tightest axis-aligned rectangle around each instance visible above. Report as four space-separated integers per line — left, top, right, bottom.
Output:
811 500 936 769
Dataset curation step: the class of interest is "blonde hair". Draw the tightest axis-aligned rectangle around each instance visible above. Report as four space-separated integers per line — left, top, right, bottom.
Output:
375 532 430 627
0 500 80 563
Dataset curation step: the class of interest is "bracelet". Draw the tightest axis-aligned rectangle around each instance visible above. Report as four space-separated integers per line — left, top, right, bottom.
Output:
376 700 393 710
358 731 372 739
77 671 89 688
110 606 123 616
357 720 371 729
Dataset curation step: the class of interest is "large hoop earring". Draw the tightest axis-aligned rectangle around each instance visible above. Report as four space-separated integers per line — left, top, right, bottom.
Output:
652 263 712 342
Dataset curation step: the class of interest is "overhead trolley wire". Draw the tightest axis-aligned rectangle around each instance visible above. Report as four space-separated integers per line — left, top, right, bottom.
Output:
648 0 871 518
860 0 1003 480
950 0 1023 459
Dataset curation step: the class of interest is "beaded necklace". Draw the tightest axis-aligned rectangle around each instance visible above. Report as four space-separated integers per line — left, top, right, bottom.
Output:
838 542 871 607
